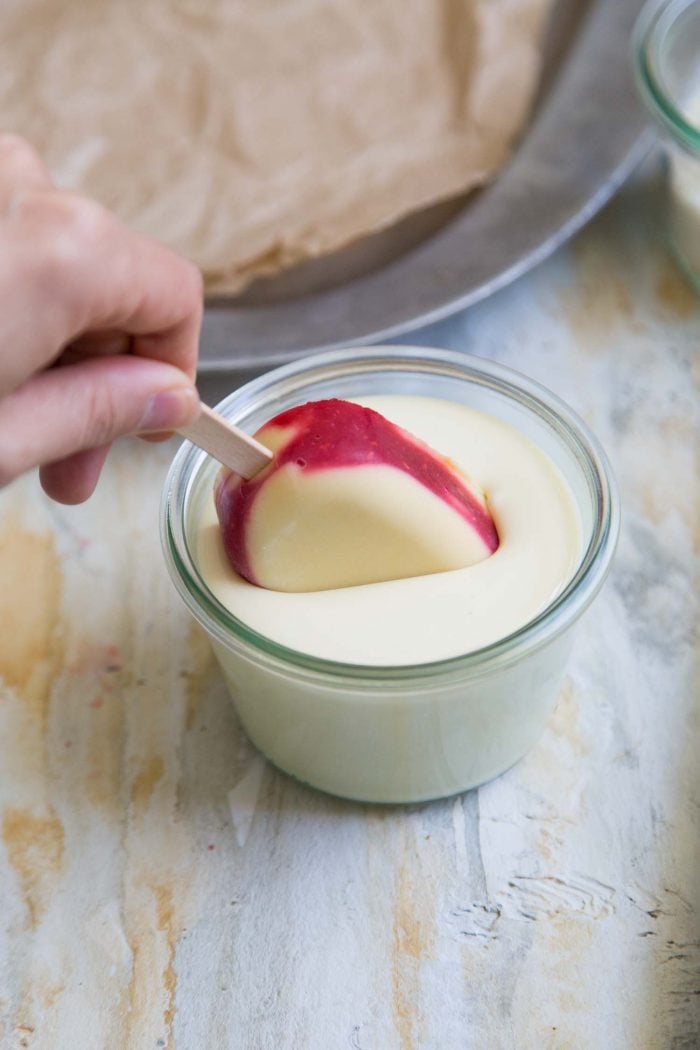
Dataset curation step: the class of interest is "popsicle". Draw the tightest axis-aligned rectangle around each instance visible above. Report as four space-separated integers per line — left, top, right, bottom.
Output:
210 399 499 592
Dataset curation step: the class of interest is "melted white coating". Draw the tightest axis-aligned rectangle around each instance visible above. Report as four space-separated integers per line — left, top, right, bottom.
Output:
196 396 582 666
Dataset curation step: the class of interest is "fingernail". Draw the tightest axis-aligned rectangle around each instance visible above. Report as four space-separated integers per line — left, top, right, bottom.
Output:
138 386 200 432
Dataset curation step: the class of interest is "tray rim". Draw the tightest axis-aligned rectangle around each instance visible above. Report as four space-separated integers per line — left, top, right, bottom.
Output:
199 0 652 373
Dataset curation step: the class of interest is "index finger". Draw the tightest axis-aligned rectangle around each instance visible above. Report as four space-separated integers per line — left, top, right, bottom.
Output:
4 191 203 384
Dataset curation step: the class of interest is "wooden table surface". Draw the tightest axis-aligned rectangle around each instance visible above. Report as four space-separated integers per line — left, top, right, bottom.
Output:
0 166 698 1050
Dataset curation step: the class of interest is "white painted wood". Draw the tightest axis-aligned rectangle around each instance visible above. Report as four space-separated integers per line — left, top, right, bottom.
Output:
0 161 698 1049
178 403 272 478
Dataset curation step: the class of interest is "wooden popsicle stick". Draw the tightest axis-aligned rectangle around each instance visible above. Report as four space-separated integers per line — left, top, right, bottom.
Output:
178 403 272 479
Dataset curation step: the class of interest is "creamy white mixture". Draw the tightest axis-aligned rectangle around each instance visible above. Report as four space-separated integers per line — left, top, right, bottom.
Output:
196 396 582 666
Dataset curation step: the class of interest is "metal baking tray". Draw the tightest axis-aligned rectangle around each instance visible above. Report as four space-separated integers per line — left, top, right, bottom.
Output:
199 0 651 372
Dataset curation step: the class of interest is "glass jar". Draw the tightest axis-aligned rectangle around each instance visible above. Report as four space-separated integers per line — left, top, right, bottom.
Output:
635 0 700 289
161 347 619 803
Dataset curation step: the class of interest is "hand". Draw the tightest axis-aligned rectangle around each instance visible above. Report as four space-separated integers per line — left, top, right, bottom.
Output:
0 134 203 504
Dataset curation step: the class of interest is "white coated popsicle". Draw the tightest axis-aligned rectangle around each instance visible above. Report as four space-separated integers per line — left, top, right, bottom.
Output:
198 395 582 665
213 398 500 592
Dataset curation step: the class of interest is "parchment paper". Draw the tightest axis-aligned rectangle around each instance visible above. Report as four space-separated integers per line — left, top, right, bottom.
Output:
1 0 553 293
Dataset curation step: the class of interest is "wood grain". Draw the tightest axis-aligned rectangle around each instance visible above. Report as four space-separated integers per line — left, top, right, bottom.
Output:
178 404 272 479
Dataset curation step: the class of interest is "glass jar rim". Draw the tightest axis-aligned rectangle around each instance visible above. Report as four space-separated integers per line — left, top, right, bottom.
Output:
634 0 700 154
161 346 620 687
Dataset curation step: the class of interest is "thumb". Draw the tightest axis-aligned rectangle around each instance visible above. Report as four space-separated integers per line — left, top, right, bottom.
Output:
0 355 200 488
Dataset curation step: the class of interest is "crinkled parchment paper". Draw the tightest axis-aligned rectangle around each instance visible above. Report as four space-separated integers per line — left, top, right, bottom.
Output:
1 0 552 293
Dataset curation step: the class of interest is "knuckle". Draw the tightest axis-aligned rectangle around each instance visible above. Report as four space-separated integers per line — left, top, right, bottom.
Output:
5 187 44 226
183 261 204 302
83 382 119 446
44 192 108 253
12 191 112 307
0 133 43 172
178 261 204 331
13 190 108 254
165 255 203 320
